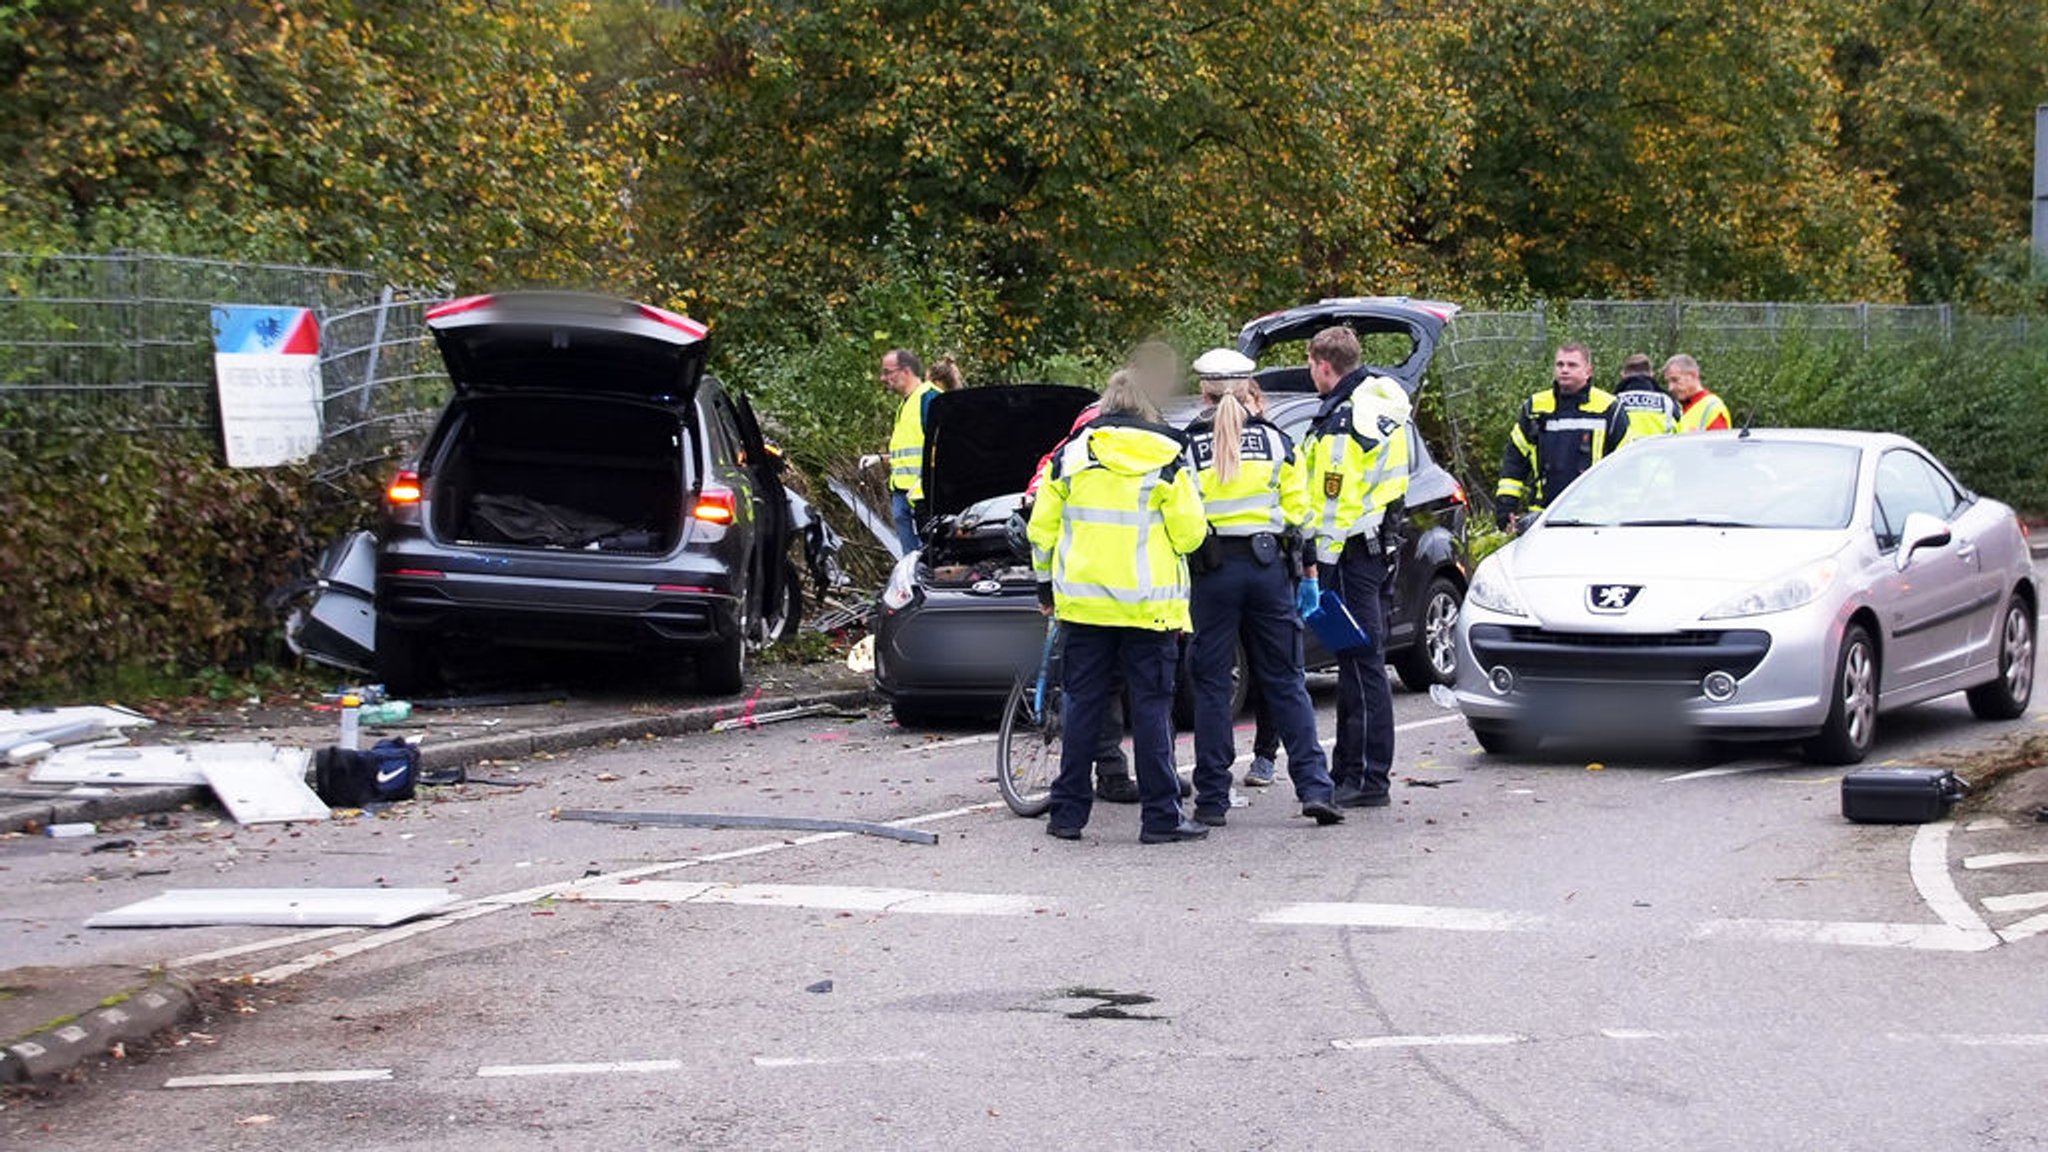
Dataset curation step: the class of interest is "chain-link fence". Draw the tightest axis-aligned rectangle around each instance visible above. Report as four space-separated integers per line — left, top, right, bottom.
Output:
0 250 445 483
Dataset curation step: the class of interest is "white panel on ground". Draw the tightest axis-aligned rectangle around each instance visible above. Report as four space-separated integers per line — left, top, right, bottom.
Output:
200 754 326 825
87 888 460 929
28 742 298 787
0 705 152 738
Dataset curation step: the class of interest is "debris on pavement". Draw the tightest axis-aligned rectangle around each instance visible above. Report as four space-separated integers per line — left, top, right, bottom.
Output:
556 807 940 846
86 887 462 929
709 702 857 733
202 754 329 825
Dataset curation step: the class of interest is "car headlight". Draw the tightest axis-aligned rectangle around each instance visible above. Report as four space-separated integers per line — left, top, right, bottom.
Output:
1702 558 1838 620
1466 558 1528 618
881 551 922 610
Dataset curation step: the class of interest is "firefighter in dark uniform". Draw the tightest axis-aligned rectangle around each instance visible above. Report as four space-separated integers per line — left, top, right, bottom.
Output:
1495 342 1631 531
1182 349 1343 827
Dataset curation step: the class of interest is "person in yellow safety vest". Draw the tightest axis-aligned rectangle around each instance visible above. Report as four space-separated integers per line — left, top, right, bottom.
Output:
1303 327 1413 809
881 348 938 554
1495 342 1631 531
1663 353 1733 432
1028 369 1210 844
1181 348 1343 829
1613 352 1679 440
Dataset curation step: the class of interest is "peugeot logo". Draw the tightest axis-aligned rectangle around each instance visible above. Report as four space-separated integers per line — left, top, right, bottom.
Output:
1588 583 1643 613
970 579 1003 596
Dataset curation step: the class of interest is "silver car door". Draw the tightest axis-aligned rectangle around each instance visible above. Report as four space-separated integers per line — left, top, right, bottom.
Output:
1871 449 1981 687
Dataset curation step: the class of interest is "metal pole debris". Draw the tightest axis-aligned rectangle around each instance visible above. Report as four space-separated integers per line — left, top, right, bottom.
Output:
556 808 941 846
707 702 856 733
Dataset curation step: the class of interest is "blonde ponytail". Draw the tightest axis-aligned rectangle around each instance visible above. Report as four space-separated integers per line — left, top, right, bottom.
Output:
1202 375 1258 484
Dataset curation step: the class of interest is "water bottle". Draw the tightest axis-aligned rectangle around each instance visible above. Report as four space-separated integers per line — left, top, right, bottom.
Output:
339 694 362 750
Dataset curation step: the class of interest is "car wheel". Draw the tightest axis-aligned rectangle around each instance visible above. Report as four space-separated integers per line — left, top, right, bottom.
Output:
1804 624 1878 765
373 620 438 697
1965 594 2035 721
1172 638 1249 731
753 563 803 649
1395 576 1462 692
698 630 747 696
1469 723 1537 757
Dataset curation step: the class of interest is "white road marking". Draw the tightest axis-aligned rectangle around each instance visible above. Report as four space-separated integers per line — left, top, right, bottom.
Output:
169 926 361 969
1598 1028 1673 1041
1659 761 1788 783
903 733 998 755
1962 851 2048 871
476 1059 681 1078
1965 816 2015 832
1691 918 1998 952
245 801 1008 985
1911 821 1997 944
164 1069 392 1088
574 880 1040 917
1332 1034 1526 1050
1981 891 2048 914
1887 1033 2048 1048
1257 902 1542 932
752 1052 929 1069
1997 912 2048 944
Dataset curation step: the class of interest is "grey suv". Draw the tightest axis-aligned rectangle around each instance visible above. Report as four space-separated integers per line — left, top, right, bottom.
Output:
374 293 794 695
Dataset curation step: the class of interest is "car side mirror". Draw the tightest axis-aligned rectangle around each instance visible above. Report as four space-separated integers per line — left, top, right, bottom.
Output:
1896 511 1951 571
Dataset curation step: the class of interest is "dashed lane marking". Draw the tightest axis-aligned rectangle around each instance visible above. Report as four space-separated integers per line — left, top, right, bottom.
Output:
476 1060 683 1078
1962 851 2048 871
1690 918 1997 952
1332 1034 1527 1050
752 1053 929 1069
1256 902 1542 932
1887 1033 2048 1048
572 880 1041 917
1658 761 1792 783
164 1069 392 1088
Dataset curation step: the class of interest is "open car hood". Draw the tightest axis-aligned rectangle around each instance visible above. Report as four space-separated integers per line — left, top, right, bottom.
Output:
426 292 710 403
921 384 1098 520
1235 297 1459 395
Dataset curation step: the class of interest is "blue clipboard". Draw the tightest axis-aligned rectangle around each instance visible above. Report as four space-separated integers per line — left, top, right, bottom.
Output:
1305 589 1374 655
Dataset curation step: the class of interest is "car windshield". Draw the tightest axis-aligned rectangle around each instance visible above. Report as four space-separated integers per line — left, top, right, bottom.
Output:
1542 440 1862 530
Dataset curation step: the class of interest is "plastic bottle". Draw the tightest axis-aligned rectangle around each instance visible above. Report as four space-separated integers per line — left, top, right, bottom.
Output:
359 700 412 726
339 694 362 750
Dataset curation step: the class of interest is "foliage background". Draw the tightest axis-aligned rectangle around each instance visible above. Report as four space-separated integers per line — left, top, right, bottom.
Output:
0 0 2043 696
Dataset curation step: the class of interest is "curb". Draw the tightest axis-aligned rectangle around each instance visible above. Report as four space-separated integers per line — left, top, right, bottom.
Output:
0 975 196 1085
0 685 876 835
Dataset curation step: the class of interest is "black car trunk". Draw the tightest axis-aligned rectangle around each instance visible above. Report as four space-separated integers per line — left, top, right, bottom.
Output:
916 384 1098 588
429 395 686 555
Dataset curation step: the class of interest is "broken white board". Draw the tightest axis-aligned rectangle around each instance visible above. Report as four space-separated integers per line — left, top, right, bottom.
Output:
201 755 327 825
0 705 152 739
28 742 299 787
88 888 460 929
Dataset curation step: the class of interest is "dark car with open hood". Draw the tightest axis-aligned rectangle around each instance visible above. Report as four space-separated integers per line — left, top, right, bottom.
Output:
370 292 796 695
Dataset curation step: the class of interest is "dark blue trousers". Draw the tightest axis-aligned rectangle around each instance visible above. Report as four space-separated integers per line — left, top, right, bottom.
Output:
1048 624 1183 835
1190 556 1335 813
1331 541 1394 798
889 491 919 555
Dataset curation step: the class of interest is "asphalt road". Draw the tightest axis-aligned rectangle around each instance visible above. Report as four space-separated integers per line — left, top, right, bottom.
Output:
6 647 2046 1151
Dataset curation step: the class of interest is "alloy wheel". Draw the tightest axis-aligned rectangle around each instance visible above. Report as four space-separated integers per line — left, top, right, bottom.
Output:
1842 639 1875 750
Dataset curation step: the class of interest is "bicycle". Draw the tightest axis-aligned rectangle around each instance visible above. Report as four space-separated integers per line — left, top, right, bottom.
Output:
996 620 1063 817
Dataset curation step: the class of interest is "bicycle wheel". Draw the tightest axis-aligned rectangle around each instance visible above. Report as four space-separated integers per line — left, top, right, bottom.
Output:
996 664 1061 817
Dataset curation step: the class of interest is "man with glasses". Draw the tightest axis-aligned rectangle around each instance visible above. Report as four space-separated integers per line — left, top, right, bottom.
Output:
878 349 937 553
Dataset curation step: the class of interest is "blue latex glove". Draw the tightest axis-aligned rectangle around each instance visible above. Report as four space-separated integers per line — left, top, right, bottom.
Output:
1295 576 1321 618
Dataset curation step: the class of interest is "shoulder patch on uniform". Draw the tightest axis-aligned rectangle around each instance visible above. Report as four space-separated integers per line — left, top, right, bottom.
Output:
1323 472 1343 499
1375 414 1399 437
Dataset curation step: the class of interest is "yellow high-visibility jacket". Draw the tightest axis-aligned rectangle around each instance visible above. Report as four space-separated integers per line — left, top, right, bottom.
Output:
1028 419 1207 631
1304 373 1413 566
1184 410 1314 537
888 380 939 499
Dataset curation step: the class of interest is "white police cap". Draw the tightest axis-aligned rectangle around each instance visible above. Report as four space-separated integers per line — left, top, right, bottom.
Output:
1191 348 1256 379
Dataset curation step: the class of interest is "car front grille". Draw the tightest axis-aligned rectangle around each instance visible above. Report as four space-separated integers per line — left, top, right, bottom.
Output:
1470 624 1771 684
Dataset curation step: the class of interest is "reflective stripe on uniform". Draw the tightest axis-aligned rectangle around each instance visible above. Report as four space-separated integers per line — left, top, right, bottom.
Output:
1053 580 1191 604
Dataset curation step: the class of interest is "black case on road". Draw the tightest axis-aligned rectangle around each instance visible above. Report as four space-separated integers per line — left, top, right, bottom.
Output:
1841 766 1967 824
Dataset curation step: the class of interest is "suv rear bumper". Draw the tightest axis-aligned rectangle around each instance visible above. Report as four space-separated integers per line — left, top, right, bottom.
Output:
378 567 740 651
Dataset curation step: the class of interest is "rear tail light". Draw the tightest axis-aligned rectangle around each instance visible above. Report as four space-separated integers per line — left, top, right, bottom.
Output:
691 486 737 525
1452 482 1468 505
636 303 709 340
385 470 423 505
391 568 443 579
424 294 495 321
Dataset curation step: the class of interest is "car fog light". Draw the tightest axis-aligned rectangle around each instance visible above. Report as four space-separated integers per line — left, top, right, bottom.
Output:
1487 666 1516 696
1701 670 1738 702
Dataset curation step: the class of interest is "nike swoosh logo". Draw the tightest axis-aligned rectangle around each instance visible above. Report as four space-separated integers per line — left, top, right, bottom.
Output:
375 765 409 785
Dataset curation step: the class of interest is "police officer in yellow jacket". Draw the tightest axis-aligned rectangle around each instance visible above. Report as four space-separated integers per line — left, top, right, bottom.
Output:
1613 352 1679 440
1304 327 1412 808
1029 371 1210 843
1495 343 1631 530
882 348 938 554
1183 350 1343 828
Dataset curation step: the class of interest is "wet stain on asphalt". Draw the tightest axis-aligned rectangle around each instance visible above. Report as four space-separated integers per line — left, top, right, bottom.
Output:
1058 986 1166 1021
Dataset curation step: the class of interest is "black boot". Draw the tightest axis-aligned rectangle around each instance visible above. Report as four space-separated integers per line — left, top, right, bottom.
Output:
1095 773 1141 803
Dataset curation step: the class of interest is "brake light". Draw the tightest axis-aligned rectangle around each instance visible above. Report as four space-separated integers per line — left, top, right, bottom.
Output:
1452 482 1467 505
391 568 443 579
424 294 495 321
655 584 716 594
636 303 710 340
386 470 423 504
691 486 737 525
